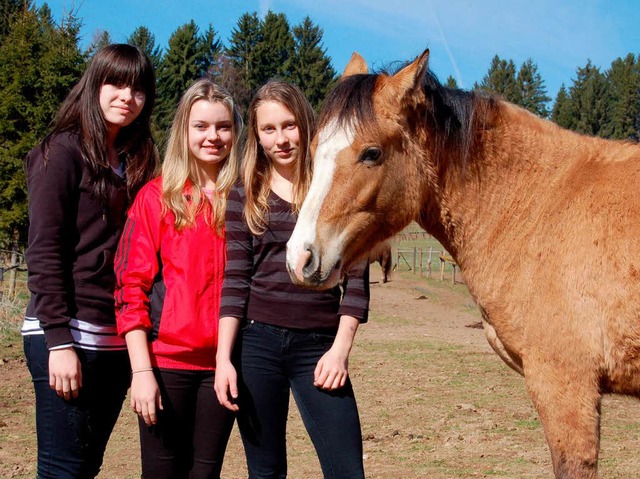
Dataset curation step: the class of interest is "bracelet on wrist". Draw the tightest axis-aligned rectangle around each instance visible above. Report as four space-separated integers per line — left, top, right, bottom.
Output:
131 367 154 374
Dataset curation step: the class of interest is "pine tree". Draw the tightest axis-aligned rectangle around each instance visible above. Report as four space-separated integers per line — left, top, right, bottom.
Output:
252 11 295 86
197 24 223 77
570 61 611 137
445 75 458 89
155 21 225 148
605 53 639 140
477 55 520 104
0 0 23 41
155 21 204 148
127 26 163 70
0 2 84 245
517 59 550 118
86 29 112 56
551 85 574 129
226 12 261 96
290 16 336 109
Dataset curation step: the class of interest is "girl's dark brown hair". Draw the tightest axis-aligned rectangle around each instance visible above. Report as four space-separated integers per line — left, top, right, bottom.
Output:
44 43 159 203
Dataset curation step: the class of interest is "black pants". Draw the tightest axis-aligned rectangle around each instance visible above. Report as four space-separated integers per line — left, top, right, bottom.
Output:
236 321 364 479
139 368 235 479
23 335 130 479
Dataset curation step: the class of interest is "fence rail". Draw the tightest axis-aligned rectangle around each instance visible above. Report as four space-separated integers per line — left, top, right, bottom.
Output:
0 231 456 298
394 246 460 284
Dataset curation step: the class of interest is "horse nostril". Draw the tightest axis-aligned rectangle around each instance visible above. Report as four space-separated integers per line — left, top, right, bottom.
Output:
303 249 313 270
301 245 320 279
292 247 315 283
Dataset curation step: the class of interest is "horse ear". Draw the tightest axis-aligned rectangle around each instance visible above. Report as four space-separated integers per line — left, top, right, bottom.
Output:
389 49 430 97
343 52 369 78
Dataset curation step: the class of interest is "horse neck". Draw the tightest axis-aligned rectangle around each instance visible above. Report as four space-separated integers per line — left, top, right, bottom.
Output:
417 100 577 268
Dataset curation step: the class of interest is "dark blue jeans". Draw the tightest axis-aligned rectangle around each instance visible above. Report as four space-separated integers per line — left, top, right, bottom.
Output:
236 320 364 479
23 335 130 479
139 368 235 479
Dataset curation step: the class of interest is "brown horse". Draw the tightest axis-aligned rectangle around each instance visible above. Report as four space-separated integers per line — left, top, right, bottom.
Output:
286 49 640 478
368 240 393 283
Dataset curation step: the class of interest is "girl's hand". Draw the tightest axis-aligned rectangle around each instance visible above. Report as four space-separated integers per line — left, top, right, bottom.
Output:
314 345 349 391
214 360 239 412
314 315 360 391
130 370 162 426
49 347 82 400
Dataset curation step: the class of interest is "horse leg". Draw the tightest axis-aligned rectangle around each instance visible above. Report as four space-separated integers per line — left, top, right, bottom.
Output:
380 256 389 283
524 360 601 479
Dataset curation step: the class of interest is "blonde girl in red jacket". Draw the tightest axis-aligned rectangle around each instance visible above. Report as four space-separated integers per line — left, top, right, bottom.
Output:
115 78 242 479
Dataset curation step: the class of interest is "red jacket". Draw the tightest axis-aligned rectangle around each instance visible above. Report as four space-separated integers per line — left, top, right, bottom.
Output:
115 178 225 370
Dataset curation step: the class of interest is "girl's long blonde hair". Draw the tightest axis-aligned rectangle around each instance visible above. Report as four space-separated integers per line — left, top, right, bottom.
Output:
162 78 243 231
242 81 315 235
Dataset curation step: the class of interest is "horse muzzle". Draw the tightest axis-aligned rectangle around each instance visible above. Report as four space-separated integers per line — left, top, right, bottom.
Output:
286 242 342 289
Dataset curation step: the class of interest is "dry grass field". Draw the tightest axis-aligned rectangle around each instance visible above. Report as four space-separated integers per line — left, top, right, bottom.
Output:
2 265 640 478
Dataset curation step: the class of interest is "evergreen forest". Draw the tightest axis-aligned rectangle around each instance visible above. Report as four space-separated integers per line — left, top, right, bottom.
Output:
1 0 639 249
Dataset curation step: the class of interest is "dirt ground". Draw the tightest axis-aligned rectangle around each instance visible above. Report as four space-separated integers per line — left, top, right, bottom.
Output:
2 266 640 478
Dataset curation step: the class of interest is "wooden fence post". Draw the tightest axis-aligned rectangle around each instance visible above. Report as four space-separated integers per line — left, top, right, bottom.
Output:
8 249 18 299
412 247 417 274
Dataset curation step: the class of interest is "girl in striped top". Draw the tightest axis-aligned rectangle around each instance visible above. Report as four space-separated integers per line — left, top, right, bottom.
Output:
214 81 370 478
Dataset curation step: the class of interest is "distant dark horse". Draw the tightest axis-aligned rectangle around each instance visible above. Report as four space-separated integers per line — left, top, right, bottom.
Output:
286 49 640 478
368 241 393 283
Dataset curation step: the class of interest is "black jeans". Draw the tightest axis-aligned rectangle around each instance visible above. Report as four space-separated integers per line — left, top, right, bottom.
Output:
236 321 365 479
139 368 235 479
23 334 130 479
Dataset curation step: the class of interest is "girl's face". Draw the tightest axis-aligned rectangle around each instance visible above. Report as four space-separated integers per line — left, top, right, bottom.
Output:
188 100 234 168
256 101 300 171
99 83 146 135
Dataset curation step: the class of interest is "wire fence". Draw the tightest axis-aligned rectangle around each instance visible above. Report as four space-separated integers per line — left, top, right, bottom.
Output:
0 229 458 300
395 247 460 284
391 227 460 284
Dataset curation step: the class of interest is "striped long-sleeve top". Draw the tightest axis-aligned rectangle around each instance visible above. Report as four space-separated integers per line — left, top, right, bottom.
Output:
220 184 369 329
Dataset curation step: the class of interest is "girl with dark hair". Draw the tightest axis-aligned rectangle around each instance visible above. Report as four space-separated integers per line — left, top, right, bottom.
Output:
115 78 243 479
214 81 370 478
21 43 159 478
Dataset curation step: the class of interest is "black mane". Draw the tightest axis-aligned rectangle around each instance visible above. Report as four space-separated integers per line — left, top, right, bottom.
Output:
317 73 379 134
317 64 493 166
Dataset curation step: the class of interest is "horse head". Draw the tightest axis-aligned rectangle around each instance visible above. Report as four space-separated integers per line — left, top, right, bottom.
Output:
286 50 431 288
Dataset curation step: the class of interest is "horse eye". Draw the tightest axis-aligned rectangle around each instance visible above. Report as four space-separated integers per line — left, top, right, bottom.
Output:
359 147 382 164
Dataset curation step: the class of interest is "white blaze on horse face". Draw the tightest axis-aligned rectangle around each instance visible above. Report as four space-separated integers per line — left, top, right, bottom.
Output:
286 119 356 282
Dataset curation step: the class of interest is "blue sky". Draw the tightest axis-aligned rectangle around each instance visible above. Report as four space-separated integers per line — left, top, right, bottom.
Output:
38 0 640 100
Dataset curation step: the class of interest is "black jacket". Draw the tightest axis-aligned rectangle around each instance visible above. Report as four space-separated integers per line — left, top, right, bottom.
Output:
25 131 127 348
